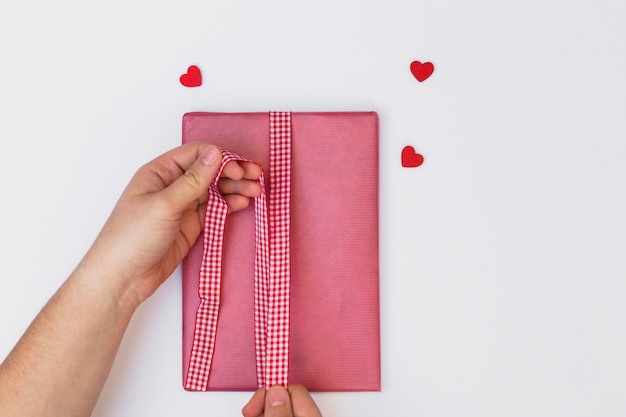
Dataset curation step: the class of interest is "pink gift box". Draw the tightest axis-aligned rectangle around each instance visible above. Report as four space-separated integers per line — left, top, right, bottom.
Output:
182 112 380 391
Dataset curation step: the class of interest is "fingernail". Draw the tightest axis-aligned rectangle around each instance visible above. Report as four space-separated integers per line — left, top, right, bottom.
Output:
201 146 219 166
268 385 287 407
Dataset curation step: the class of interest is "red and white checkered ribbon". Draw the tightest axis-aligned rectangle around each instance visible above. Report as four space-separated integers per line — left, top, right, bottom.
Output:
185 112 291 391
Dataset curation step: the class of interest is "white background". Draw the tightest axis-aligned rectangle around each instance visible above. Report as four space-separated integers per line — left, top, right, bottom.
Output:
1 0 625 416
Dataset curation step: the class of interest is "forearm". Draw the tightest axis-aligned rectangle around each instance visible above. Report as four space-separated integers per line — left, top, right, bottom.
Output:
0 257 137 417
0 144 252 416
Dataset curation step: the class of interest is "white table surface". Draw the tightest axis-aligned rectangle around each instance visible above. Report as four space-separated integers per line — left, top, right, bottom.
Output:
1 1 625 416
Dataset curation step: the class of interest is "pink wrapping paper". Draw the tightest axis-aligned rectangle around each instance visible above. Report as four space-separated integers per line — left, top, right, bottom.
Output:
182 112 380 391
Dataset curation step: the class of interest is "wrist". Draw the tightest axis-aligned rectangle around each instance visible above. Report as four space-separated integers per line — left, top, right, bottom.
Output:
72 250 142 316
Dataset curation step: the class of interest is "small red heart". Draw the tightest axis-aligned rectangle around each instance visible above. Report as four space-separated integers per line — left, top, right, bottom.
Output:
410 60 434 82
401 146 424 168
180 65 202 87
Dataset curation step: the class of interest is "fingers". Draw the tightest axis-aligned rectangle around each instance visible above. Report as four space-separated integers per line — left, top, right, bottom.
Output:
241 385 322 417
219 161 262 213
218 177 262 198
139 143 262 218
241 387 265 417
241 386 295 417
264 385 294 417
222 160 263 181
223 194 253 213
289 385 323 417
158 145 222 214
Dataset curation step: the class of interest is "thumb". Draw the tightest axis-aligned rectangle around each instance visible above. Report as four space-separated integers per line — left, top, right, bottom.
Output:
161 145 222 213
264 385 293 417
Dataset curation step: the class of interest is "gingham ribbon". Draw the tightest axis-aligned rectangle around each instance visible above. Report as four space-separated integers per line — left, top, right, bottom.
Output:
185 112 291 391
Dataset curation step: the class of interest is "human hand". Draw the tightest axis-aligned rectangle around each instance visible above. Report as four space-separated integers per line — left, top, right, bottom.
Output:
78 142 262 307
242 385 323 417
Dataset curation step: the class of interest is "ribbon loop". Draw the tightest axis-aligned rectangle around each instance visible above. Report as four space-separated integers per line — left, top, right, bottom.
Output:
185 112 292 392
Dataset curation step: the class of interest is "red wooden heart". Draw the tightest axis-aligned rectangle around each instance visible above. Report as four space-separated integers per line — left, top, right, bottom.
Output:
410 60 434 82
180 65 202 87
401 146 424 168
